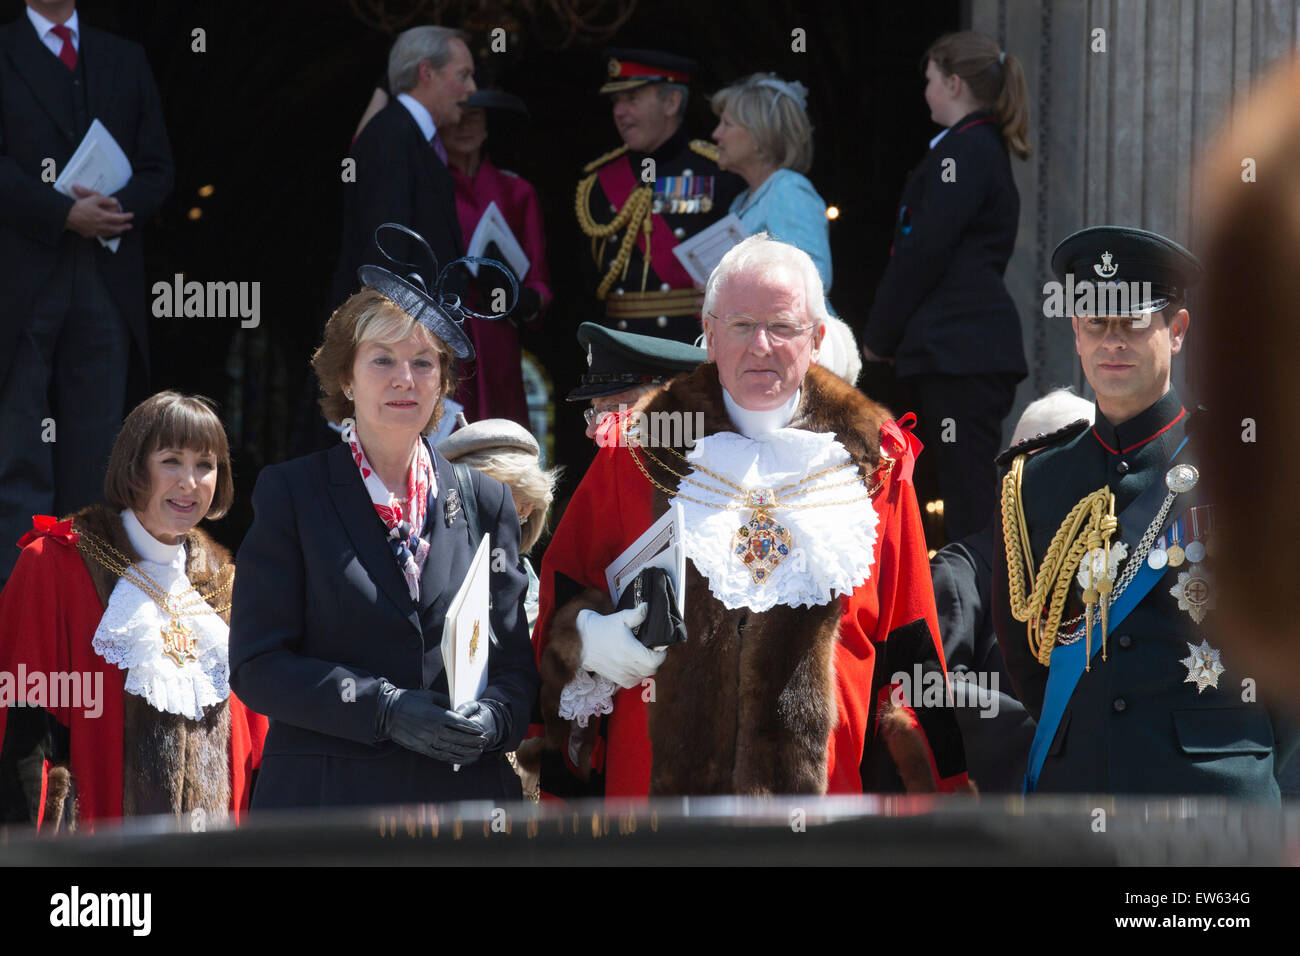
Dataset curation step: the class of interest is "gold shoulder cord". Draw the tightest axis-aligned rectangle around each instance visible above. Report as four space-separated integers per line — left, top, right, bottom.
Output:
1001 454 1117 669
688 139 720 162
575 144 654 299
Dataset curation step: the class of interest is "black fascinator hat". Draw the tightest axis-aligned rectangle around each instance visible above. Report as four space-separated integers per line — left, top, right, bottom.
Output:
357 222 518 361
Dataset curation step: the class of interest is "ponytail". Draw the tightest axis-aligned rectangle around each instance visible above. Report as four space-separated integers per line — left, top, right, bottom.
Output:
925 31 1032 160
994 51 1032 159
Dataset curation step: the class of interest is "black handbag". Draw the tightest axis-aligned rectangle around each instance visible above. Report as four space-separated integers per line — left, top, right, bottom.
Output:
615 566 687 650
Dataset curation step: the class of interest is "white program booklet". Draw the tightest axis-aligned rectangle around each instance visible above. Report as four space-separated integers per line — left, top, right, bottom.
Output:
465 200 530 280
441 533 492 770
672 213 748 287
604 504 686 617
53 119 133 253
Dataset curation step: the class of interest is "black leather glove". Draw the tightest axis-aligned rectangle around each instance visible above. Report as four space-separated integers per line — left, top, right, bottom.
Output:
451 699 511 765
375 681 488 764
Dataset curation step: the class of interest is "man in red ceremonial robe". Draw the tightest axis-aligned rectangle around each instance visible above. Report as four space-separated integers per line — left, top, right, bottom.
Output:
443 90 551 428
520 235 970 798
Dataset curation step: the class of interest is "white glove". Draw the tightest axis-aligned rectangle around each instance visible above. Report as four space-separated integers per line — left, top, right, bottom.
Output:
576 604 667 689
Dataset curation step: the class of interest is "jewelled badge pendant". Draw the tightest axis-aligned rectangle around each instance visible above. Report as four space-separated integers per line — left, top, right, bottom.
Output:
732 489 792 585
160 617 199 667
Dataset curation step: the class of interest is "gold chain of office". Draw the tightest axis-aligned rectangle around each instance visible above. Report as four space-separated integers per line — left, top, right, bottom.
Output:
627 438 893 512
76 527 233 667
1000 454 1118 668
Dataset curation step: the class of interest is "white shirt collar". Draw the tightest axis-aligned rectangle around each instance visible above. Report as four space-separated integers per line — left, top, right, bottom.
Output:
27 7 78 46
722 388 800 439
929 126 950 150
121 508 185 566
396 92 437 143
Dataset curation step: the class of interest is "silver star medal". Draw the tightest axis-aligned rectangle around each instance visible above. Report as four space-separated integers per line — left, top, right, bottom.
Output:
1179 638 1226 693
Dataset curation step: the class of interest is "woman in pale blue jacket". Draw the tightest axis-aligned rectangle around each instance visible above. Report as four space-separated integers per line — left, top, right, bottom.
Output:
710 73 832 293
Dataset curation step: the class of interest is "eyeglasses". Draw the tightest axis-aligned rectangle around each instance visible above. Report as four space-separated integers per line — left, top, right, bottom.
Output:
584 404 622 426
707 313 815 344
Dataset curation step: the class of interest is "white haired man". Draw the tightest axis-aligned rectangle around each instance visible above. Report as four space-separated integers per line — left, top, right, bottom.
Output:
523 234 970 797
332 25 475 308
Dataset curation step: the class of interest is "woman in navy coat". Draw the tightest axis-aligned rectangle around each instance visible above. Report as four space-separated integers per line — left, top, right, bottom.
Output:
229 227 539 808
862 31 1032 544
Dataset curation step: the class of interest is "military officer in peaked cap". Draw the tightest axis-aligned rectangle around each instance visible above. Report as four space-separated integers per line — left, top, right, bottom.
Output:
569 321 706 441
992 225 1295 798
576 48 743 345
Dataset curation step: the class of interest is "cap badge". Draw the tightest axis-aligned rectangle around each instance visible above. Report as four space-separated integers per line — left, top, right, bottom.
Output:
1093 250 1119 279
586 344 594 367
607 57 621 78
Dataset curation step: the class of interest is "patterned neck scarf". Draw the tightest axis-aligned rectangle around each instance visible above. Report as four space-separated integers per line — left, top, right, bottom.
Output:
341 419 436 601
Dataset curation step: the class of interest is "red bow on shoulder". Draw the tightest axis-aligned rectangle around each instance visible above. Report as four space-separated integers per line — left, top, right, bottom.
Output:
17 515 78 549
880 413 922 486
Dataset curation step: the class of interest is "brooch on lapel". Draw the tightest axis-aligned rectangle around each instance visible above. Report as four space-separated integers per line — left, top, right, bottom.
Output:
444 488 461 527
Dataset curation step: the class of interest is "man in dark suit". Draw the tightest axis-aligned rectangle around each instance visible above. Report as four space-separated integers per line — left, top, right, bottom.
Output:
331 25 476 308
0 0 174 584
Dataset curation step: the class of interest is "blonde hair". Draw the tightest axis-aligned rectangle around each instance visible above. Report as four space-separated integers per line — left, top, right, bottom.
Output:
452 449 560 554
926 31 1031 160
710 73 814 174
311 288 457 434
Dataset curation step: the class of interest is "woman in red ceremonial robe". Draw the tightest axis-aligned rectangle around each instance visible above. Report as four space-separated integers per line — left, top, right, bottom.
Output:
443 90 551 428
0 393 266 831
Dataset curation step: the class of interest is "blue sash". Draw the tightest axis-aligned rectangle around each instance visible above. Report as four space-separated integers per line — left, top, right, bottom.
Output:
1022 435 1192 793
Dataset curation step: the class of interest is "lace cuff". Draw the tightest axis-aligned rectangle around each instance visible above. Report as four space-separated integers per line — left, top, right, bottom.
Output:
557 669 618 728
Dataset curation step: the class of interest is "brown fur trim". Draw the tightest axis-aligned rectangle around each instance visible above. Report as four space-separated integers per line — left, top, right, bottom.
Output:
511 738 543 791
537 589 612 779
878 702 938 793
635 362 890 481
121 693 231 821
629 363 893 795
42 765 74 832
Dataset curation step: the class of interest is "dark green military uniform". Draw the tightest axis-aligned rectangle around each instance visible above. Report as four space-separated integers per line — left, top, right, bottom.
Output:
992 227 1295 797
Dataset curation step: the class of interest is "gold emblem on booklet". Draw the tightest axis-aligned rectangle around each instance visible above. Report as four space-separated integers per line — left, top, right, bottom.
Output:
469 619 480 663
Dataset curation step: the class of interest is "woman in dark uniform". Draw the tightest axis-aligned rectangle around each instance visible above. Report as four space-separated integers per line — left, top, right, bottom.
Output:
862 31 1031 543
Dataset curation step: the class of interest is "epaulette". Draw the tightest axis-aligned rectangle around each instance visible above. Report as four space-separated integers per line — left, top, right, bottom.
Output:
583 144 629 175
994 418 1091 468
688 139 719 162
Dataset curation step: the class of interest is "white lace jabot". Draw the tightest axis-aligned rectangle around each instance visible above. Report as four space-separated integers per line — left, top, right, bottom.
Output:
675 426 879 612
90 510 231 720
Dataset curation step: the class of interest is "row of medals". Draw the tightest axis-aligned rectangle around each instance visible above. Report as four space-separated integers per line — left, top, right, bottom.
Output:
1152 465 1223 693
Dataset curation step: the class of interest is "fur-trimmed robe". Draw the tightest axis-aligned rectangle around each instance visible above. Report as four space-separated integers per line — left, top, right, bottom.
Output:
0 506 267 831
524 364 970 797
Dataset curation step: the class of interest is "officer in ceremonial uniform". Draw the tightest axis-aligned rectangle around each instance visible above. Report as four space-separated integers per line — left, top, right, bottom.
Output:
575 49 743 344
568 321 706 442
992 226 1295 797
